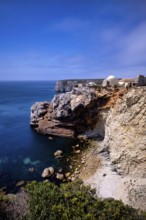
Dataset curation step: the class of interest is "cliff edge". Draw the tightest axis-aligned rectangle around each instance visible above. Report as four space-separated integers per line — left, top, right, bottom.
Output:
85 87 146 211
30 86 146 210
102 87 146 178
30 87 109 137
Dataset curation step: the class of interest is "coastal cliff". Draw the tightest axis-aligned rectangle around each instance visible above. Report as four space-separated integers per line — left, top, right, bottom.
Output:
55 79 103 92
85 87 146 211
30 86 146 210
102 88 146 178
30 87 105 137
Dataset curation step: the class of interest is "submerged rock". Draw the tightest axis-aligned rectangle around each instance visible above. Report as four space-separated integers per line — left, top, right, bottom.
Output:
54 150 63 158
16 180 25 187
28 167 35 173
48 136 53 140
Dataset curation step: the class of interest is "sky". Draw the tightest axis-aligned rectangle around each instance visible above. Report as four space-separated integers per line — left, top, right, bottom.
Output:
0 0 146 80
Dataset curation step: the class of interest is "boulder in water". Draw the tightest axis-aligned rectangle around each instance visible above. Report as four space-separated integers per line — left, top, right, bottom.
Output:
54 150 63 158
41 167 54 178
56 173 64 180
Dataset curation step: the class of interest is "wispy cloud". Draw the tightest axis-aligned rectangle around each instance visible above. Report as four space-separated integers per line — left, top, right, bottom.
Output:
89 21 146 73
49 18 90 32
117 22 146 66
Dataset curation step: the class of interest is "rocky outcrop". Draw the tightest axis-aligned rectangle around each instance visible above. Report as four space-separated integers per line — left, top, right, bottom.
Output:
41 167 54 178
30 102 49 127
30 101 74 137
56 173 64 180
55 80 78 92
30 88 103 137
54 150 63 158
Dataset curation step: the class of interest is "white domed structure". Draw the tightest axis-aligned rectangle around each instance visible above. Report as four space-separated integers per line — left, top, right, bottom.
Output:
102 75 119 87
106 75 116 80
105 75 119 87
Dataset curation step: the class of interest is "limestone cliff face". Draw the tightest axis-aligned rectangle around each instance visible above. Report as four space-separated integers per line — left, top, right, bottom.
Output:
102 88 146 178
84 88 146 211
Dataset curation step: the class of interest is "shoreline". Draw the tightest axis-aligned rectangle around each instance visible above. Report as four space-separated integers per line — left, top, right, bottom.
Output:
29 86 146 211
0 136 88 194
71 139 146 211
1 136 146 212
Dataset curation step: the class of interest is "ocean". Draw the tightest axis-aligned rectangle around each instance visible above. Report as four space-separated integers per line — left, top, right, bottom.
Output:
0 81 77 191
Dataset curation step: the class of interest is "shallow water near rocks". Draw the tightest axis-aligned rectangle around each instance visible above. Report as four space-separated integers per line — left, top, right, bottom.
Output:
0 81 78 192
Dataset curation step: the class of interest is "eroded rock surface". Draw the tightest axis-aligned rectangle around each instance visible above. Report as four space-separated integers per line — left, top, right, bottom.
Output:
84 87 146 210
30 88 101 137
55 80 78 92
102 88 146 178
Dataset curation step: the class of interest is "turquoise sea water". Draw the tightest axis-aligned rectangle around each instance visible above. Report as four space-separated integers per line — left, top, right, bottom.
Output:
0 81 76 191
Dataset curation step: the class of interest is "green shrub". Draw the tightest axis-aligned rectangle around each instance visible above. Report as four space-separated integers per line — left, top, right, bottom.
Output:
26 180 146 220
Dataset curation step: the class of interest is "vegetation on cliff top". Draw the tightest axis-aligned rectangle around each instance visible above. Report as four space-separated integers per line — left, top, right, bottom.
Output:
0 180 146 220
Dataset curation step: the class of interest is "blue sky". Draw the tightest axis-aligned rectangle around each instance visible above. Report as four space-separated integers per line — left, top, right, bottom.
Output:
0 0 146 80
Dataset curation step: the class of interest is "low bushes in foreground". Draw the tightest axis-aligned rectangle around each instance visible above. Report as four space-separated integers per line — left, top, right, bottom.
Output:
0 180 146 220
26 180 146 220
